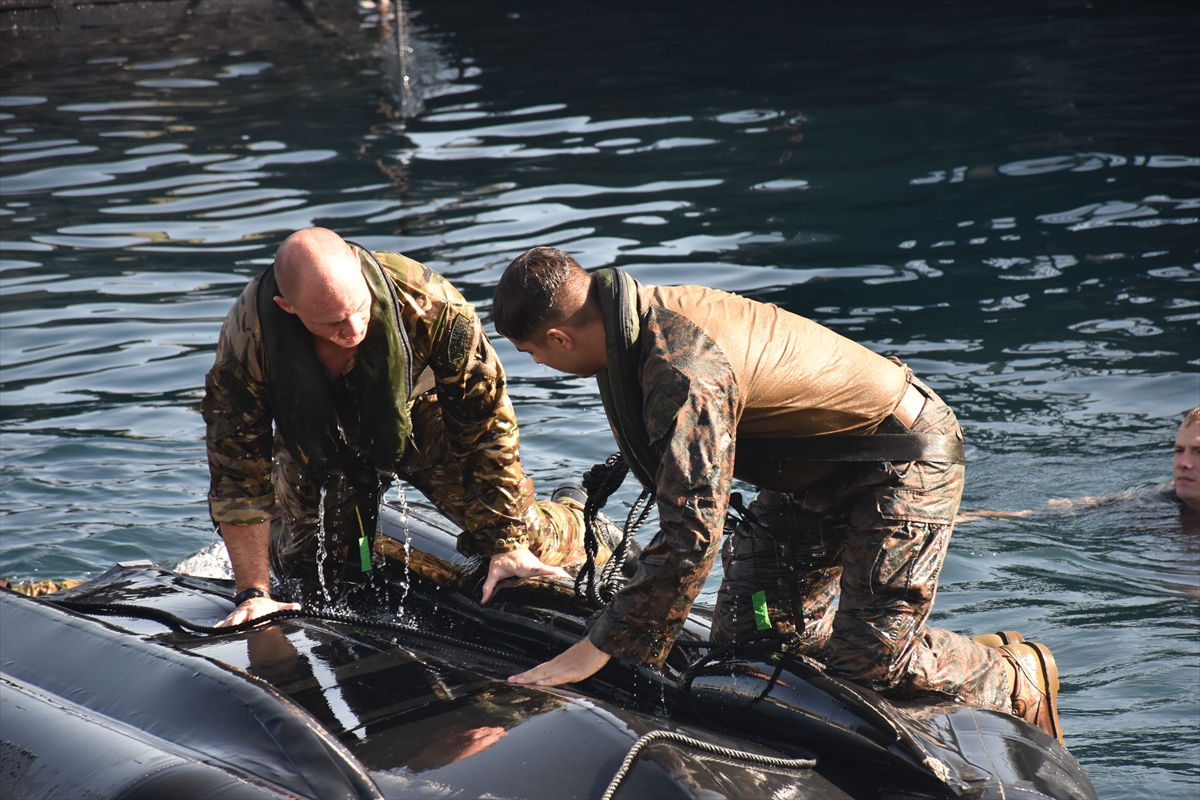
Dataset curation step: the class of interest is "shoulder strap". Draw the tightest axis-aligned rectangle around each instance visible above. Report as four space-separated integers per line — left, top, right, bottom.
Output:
346 245 413 471
257 266 349 483
593 268 660 491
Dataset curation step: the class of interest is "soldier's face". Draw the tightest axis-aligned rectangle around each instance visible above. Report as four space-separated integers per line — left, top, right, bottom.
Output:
290 273 372 349
510 331 601 378
1174 421 1200 508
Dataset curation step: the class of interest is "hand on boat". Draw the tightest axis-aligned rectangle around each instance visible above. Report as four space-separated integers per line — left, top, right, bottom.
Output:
480 548 571 604
215 595 301 628
508 637 611 686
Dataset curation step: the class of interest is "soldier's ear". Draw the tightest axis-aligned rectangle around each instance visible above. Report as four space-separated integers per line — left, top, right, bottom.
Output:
273 295 298 315
545 327 574 351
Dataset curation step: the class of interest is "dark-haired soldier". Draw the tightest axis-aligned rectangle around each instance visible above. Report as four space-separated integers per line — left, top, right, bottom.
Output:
492 246 1065 745
202 228 597 626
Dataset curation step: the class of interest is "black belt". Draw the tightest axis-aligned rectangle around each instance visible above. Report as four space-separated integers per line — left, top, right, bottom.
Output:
737 433 964 465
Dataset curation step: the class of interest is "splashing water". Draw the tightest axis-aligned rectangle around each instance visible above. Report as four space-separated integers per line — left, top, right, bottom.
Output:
380 0 423 120
174 539 233 580
315 484 332 604
393 478 413 620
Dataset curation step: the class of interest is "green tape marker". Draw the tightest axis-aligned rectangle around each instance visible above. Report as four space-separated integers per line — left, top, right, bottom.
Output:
752 589 771 631
358 535 372 572
355 508 372 573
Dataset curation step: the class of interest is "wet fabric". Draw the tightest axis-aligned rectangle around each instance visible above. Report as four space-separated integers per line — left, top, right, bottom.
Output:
642 282 910 490
202 250 587 597
586 282 1010 712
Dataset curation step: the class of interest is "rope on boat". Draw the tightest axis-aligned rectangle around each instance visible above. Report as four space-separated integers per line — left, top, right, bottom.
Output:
42 598 541 667
575 453 654 606
600 730 816 800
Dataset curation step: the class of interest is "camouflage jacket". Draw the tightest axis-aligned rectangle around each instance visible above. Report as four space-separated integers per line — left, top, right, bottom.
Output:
201 250 535 555
589 278 913 667
588 303 739 666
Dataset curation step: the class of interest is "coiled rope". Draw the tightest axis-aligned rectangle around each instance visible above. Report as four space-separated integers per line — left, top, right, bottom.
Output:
575 453 655 606
600 730 816 800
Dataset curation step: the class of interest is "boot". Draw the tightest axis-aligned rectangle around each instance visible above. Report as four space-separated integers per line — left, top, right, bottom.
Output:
1000 641 1064 746
552 483 641 577
972 630 1024 648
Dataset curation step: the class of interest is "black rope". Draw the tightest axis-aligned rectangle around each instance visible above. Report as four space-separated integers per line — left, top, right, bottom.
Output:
576 453 627 605
600 489 654 590
678 630 790 689
575 453 655 606
43 598 540 667
600 730 816 800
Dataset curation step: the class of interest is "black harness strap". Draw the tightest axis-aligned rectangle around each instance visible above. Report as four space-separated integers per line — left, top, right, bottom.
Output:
737 432 964 465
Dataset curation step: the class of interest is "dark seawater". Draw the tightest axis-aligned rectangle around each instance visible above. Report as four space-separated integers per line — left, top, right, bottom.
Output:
1 2 1197 796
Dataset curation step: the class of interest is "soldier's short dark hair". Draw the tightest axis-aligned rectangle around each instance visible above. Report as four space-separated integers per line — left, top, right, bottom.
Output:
493 247 587 341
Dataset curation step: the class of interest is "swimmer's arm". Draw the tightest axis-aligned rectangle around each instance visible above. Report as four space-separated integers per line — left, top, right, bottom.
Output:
955 509 1034 523
956 491 1132 523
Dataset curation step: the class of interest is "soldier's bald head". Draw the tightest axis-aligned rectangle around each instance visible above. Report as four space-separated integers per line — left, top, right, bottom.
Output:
274 228 362 308
272 228 372 350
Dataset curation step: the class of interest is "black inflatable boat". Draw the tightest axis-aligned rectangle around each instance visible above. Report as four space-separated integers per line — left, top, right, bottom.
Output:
0 500 1097 800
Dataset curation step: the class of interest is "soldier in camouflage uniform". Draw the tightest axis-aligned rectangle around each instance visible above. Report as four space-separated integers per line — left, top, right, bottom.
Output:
491 246 1064 747
202 228 592 625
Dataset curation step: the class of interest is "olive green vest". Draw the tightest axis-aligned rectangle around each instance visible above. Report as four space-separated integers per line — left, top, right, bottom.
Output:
257 247 412 484
593 268 660 491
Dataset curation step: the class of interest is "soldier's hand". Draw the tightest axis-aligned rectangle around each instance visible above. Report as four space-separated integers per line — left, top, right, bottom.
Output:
508 637 611 686
480 548 570 605
215 595 301 628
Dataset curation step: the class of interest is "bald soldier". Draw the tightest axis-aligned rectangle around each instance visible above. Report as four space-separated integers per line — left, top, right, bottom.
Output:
492 247 1065 746
202 228 599 626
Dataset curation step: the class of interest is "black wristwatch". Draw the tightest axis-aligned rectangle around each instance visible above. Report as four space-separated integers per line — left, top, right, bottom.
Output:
233 587 269 606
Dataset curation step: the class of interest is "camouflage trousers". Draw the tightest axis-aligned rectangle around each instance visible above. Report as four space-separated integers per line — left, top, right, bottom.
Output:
269 392 592 599
712 381 1011 712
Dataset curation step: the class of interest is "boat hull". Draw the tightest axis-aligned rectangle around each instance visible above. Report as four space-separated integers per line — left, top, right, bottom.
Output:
0 500 1098 800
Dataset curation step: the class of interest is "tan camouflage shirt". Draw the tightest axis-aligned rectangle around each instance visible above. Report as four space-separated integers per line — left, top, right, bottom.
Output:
202 250 536 554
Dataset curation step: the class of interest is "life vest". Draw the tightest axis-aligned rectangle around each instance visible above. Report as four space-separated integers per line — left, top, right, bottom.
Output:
257 246 413 486
594 268 659 491
592 268 964 495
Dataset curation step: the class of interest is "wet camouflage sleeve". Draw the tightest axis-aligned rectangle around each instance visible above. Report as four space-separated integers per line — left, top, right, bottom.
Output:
588 307 740 666
202 277 275 526
378 252 539 555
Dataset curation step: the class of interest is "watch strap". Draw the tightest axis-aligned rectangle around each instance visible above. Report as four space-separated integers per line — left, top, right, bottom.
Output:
233 587 269 606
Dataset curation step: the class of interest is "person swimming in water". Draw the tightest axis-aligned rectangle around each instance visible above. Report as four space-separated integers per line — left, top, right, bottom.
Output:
957 406 1199 528
1171 406 1200 512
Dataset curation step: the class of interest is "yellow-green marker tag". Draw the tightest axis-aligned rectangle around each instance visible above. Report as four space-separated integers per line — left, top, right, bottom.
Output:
358 535 372 572
752 590 771 631
355 508 372 573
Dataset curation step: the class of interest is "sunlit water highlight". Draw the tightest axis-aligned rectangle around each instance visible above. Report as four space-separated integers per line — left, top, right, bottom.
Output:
1 3 1197 797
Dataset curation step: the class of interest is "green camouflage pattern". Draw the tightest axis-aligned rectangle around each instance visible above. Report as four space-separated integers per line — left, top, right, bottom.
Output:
202 251 587 591
712 385 1009 711
588 304 739 666
588 305 1010 712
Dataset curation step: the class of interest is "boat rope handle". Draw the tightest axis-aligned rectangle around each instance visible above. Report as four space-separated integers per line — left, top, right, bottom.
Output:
601 730 816 800
575 453 655 606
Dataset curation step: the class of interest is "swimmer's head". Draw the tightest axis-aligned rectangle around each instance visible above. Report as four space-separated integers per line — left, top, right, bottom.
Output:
1174 407 1200 510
